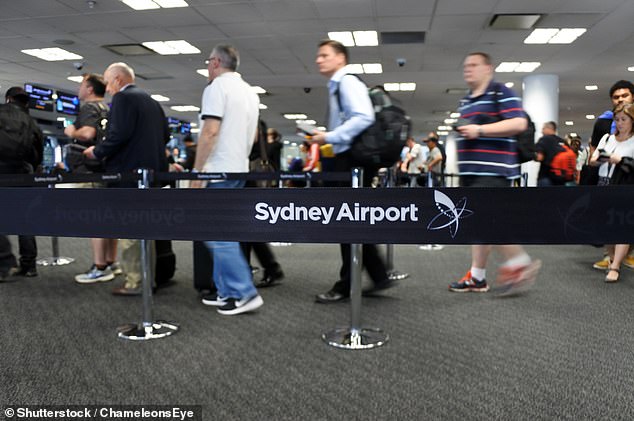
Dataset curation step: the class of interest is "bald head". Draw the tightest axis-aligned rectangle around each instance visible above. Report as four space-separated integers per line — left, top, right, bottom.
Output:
104 62 135 95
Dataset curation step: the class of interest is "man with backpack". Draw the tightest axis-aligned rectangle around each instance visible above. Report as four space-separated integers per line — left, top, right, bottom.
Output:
0 87 44 280
68 74 122 285
309 39 394 303
536 121 575 186
449 52 541 296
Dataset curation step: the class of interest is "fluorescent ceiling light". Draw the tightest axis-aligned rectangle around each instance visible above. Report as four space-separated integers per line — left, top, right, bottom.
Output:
252 86 267 94
328 31 378 47
121 0 188 9
628 66 634 72
505 82 515 88
524 28 586 44
121 0 160 10
259 103 268 110
283 114 307 120
67 76 84 83
585 85 598 91
328 31 354 47
190 122 198 127
347 64 364 74
565 121 574 126
496 62 541 72
437 131 449 136
444 118 457 124
585 114 595 120
190 128 200 134
383 83 400 92
569 132 578 137
142 40 200 55
151 94 170 102
437 125 452 131
353 31 378 46
362 63 382 74
549 28 586 44
22 47 82 61
495 62 520 72
524 28 559 44
170 105 200 112
196 69 209 77
399 83 416 91
297 119 316 125
449 112 461 118
153 0 188 7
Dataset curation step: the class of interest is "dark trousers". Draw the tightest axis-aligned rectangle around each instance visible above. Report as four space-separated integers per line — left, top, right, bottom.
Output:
241 242 280 273
329 150 388 294
0 235 17 273
0 235 36 273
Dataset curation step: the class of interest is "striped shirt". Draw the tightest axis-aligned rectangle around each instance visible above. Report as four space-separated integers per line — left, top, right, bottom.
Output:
456 81 524 179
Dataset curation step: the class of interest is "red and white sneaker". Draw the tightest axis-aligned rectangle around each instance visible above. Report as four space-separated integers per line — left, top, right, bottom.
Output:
494 260 542 297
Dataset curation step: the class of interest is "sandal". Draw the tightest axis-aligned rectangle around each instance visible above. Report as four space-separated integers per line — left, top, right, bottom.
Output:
605 267 620 283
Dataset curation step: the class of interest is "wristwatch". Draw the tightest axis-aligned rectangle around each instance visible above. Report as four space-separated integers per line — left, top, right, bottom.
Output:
478 125 484 137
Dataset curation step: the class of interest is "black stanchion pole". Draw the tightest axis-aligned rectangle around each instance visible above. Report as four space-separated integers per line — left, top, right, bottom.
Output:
37 182 75 267
322 168 388 350
385 166 409 280
117 169 179 341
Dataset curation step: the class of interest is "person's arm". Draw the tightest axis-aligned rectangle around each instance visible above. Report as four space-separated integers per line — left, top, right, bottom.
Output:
190 118 221 188
302 143 320 171
90 94 134 160
65 125 97 142
458 117 527 140
311 75 374 145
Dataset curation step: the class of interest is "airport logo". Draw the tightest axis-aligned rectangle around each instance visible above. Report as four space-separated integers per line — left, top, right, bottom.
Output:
426 190 473 238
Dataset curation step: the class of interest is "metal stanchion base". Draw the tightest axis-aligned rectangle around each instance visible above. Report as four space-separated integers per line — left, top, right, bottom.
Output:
117 321 179 341
36 256 75 266
322 327 388 350
388 270 409 281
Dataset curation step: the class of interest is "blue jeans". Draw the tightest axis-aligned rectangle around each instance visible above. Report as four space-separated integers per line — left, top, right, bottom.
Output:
204 180 256 299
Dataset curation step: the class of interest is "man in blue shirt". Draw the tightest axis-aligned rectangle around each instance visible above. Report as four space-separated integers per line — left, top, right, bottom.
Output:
450 52 541 296
310 39 393 303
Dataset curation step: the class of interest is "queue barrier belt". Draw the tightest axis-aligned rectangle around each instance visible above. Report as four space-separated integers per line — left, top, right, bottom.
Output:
0 171 632 244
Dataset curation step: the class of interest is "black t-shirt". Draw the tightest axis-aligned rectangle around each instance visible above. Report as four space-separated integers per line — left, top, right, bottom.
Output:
590 116 612 148
536 134 564 180
74 101 108 146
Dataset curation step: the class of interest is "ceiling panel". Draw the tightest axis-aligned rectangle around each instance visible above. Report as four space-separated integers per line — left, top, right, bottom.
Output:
311 0 374 19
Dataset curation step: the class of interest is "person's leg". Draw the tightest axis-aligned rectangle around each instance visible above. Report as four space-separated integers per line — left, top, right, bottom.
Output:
91 238 109 267
17 235 37 271
105 238 118 264
252 243 284 287
607 244 629 282
495 245 541 295
207 241 255 299
0 235 16 276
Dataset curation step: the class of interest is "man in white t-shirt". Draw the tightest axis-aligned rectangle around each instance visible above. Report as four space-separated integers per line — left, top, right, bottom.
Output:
191 44 263 316
400 137 425 186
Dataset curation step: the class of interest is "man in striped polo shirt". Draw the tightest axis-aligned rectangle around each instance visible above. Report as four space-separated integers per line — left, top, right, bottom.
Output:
449 52 541 296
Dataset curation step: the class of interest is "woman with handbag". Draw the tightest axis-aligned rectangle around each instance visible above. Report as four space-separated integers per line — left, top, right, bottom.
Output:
589 103 634 282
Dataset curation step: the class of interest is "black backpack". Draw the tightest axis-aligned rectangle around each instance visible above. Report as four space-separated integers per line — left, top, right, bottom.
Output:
493 84 536 163
336 75 411 168
0 104 34 161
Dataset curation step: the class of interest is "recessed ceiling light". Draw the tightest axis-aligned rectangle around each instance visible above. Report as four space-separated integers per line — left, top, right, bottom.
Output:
170 105 200 112
190 128 200 134
585 114 595 120
505 82 515 88
524 28 586 44
67 76 84 83
283 114 307 120
328 31 355 47
399 83 416 91
22 47 83 61
259 103 268 110
496 62 541 73
151 94 170 102
444 118 457 124
383 82 416 92
569 132 578 137
362 63 382 74
347 64 364 74
383 83 400 91
437 125 452 131
437 131 449 136
196 69 208 77
449 112 461 118
628 66 634 72
121 0 188 10
352 31 378 46
565 121 574 126
328 31 378 47
252 86 267 95
585 85 598 91
142 40 200 55
297 119 317 125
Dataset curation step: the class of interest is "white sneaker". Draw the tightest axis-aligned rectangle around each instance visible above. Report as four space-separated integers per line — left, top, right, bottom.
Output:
109 262 123 276
217 294 263 315
75 265 115 284
201 293 227 307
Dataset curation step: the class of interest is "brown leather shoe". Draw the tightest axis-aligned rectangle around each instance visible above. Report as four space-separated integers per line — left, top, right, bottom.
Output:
112 286 142 296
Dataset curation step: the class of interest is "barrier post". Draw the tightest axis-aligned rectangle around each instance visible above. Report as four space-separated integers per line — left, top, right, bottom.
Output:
322 168 388 349
384 166 409 280
37 183 75 266
117 168 179 341
418 171 444 251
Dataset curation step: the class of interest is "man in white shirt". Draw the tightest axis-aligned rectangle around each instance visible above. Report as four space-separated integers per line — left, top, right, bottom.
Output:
191 44 263 315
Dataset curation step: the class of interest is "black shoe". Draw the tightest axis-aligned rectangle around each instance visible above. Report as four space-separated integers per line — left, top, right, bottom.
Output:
9 266 38 277
315 289 349 303
363 279 396 296
255 269 285 288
